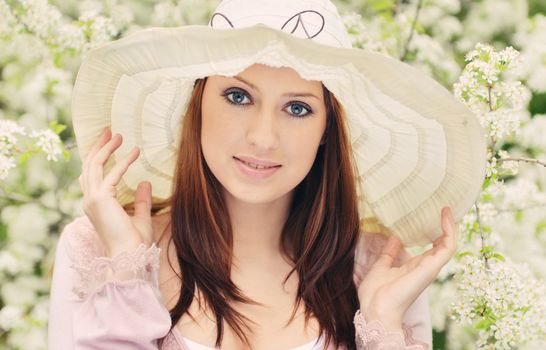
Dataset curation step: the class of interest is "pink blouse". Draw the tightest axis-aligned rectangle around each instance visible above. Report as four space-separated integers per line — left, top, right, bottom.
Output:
48 215 432 349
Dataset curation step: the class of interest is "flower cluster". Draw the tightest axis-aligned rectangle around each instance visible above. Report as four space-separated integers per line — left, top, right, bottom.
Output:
449 255 546 349
29 129 63 162
454 44 530 144
514 14 546 93
341 12 391 55
151 0 218 27
0 120 26 180
0 119 66 179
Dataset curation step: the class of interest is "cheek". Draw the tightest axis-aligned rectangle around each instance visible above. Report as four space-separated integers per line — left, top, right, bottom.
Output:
201 109 240 167
283 123 325 175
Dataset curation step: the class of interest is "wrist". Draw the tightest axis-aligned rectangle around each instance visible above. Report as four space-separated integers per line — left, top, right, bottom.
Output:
106 240 146 258
360 302 403 334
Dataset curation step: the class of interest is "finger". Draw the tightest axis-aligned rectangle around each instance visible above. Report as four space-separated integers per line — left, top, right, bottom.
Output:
133 181 153 240
374 235 402 270
134 181 152 220
440 206 458 254
420 207 458 266
88 134 123 190
82 127 111 186
103 146 141 188
83 127 111 172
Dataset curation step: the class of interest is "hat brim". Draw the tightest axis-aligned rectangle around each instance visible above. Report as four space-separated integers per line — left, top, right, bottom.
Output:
72 24 487 247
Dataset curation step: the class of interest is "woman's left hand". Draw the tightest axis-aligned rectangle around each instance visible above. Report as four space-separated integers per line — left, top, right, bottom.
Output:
357 206 460 327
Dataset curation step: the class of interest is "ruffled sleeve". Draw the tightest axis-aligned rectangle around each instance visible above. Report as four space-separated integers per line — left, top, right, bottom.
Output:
48 216 172 350
352 232 432 350
353 310 429 349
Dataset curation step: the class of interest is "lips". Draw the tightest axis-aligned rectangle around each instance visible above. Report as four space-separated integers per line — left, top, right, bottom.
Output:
233 156 281 169
234 157 281 180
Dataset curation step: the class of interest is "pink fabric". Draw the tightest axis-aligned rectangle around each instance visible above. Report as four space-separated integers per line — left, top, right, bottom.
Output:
48 216 432 349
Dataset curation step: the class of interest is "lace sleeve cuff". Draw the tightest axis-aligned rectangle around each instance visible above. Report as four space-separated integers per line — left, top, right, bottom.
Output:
70 242 161 300
354 309 428 350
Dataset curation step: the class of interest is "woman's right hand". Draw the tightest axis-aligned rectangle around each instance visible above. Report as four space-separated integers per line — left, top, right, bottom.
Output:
78 126 154 257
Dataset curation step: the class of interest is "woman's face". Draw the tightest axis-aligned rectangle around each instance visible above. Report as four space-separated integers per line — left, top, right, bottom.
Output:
201 63 327 204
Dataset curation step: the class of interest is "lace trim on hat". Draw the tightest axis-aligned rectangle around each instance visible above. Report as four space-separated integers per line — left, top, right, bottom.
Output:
354 310 428 350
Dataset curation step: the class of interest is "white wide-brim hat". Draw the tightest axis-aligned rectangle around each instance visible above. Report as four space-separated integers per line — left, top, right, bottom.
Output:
71 0 487 248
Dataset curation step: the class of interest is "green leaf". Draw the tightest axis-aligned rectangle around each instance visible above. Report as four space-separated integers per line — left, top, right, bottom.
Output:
457 251 474 258
18 152 33 166
0 222 7 246
370 0 396 12
536 220 546 236
481 193 493 202
480 245 494 255
515 210 524 222
62 149 71 162
491 253 505 262
48 120 67 135
475 318 492 330
53 124 67 135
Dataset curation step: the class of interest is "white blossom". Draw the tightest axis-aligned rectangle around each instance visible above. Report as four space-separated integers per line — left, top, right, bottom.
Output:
496 178 546 210
0 305 25 331
152 2 184 27
0 120 27 178
1 276 49 306
497 150 520 175
0 154 16 180
341 12 391 55
0 0 19 36
6 325 47 350
518 114 546 152
29 129 63 162
485 150 498 178
454 44 531 143
56 22 86 52
456 0 528 52
0 119 27 157
0 250 21 276
18 0 63 40
449 255 546 349
513 14 546 93
78 12 119 52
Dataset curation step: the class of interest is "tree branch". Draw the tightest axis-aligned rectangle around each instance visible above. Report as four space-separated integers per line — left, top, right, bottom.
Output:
498 156 546 168
474 202 490 269
497 203 546 213
400 0 424 61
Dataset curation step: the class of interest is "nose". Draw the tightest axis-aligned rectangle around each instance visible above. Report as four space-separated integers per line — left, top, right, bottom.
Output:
246 108 279 151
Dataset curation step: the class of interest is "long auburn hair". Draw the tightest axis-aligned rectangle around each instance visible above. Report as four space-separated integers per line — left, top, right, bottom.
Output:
134 74 362 349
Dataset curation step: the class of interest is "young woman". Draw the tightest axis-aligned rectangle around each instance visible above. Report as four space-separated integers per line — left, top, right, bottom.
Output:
47 0 486 349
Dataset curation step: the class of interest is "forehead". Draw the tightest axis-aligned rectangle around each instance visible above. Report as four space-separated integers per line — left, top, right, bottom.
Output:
209 63 323 92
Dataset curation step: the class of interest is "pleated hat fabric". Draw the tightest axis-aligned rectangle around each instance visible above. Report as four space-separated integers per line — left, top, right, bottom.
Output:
71 0 487 247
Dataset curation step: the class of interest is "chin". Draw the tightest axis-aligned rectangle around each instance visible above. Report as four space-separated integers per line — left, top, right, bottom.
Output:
223 184 282 204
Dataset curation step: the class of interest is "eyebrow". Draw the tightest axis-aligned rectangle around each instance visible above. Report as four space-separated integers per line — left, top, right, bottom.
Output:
233 76 321 100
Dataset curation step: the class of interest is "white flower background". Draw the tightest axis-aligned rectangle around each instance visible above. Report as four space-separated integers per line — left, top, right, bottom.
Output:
1 0 545 349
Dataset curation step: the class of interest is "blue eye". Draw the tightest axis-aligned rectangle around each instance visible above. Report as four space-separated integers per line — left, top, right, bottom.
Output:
285 103 312 118
221 88 314 119
223 89 252 106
